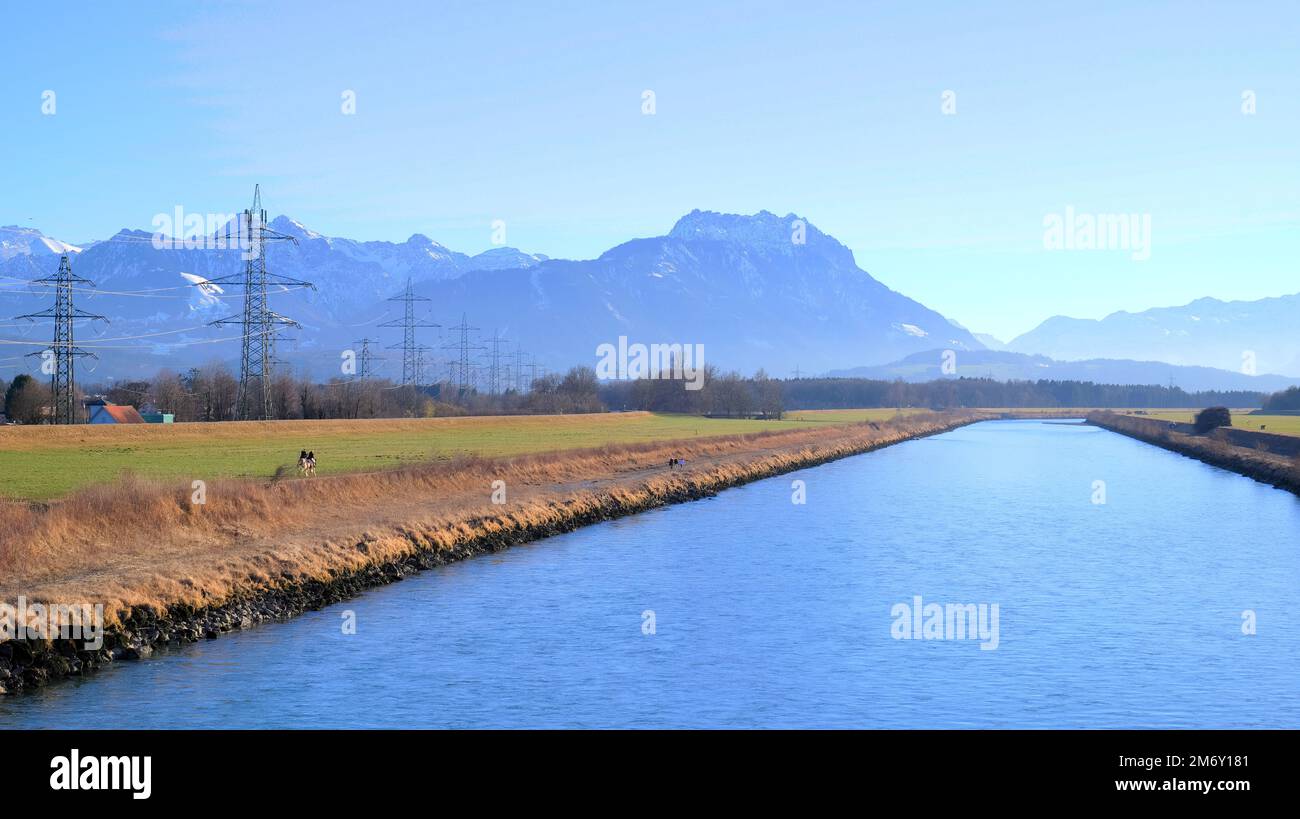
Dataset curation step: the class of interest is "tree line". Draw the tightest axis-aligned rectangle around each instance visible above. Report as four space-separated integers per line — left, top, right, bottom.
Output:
775 377 1266 411
0 367 1282 425
1261 386 1300 412
0 362 605 423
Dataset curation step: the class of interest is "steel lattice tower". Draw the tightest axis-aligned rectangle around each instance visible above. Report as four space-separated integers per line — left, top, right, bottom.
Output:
510 343 524 392
483 330 509 395
207 185 313 420
353 338 385 379
441 313 482 391
380 278 438 386
526 357 542 393
16 254 107 424
413 344 436 386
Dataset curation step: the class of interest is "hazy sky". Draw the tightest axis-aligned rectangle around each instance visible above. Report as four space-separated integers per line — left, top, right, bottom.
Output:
2 1 1296 340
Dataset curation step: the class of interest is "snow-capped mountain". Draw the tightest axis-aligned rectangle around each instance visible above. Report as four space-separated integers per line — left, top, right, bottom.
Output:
1007 294 1300 377
0 210 985 380
0 226 82 261
368 209 986 378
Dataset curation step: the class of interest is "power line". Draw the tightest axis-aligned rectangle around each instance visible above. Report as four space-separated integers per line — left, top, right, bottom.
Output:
14 254 108 424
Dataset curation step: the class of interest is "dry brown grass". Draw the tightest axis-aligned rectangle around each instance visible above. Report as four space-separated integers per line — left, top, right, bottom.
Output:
0 412 972 621
1090 411 1300 491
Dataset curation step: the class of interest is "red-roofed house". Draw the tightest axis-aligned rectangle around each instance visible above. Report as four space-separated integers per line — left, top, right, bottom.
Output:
86 399 146 424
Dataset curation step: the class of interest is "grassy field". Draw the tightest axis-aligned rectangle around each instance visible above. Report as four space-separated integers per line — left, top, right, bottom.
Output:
1111 409 1299 435
0 412 838 500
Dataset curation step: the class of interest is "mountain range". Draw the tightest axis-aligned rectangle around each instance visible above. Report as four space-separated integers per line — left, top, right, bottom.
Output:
0 210 982 381
1005 295 1300 377
1 211 1297 395
828 349 1299 394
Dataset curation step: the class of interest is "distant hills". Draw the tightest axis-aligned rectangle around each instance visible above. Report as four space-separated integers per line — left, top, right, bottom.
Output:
1006 294 1300 377
828 349 1299 394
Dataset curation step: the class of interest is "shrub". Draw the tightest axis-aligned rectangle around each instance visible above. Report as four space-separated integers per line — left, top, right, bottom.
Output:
1194 406 1232 434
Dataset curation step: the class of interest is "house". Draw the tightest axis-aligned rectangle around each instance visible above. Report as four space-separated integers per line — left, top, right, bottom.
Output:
86 399 146 424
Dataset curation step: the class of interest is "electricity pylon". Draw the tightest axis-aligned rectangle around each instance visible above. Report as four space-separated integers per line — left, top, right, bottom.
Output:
509 343 525 392
413 344 436 387
16 254 107 424
208 185 313 420
380 278 438 386
353 337 385 379
483 329 509 395
442 313 483 391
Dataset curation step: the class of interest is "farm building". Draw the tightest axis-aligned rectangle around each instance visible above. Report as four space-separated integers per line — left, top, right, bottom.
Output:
138 403 175 423
86 399 146 424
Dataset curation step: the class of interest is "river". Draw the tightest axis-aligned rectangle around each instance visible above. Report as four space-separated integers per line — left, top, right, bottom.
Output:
3 419 1299 728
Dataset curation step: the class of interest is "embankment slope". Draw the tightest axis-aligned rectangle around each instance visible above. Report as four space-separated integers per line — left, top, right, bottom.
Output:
1 411 974 693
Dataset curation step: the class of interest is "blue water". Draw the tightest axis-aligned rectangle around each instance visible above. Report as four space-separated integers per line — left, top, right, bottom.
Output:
3 419 1299 728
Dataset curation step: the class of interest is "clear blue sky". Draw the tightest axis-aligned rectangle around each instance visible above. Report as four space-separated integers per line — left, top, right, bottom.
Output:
1 1 1296 340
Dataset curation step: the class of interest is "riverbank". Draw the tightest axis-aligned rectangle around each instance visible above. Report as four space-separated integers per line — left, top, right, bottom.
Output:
0 411 975 694
1087 411 1300 495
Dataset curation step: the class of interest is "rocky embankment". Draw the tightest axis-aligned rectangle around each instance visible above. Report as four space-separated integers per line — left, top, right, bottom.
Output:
1 413 976 695
1086 411 1300 495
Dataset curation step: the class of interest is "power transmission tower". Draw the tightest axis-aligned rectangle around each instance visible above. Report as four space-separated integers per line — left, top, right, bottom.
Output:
483 330 509 395
526 357 542 393
442 313 483 391
15 254 107 424
353 337 385 379
208 185 312 420
510 343 524 393
380 278 439 386
413 344 436 386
